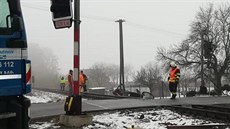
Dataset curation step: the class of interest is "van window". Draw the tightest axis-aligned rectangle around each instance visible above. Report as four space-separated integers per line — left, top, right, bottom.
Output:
0 0 11 28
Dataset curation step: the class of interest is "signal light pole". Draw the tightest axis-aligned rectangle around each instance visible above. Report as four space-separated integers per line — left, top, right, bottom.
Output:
50 0 83 117
73 0 80 95
73 0 82 115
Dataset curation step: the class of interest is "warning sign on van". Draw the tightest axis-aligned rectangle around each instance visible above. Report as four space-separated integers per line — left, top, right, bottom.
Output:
0 48 21 60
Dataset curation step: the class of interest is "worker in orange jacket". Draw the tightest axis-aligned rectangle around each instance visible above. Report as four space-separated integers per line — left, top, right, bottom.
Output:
67 70 73 96
79 70 88 93
79 71 84 93
168 61 180 99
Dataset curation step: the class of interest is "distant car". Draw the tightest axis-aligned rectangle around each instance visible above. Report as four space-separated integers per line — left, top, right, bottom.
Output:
113 86 154 99
88 87 106 94
142 92 154 99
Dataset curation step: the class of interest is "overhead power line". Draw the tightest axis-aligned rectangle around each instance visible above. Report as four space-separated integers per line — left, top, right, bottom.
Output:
21 3 185 36
81 15 115 22
126 21 185 36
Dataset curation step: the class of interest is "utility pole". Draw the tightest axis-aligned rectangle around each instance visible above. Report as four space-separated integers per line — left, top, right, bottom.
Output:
116 19 125 92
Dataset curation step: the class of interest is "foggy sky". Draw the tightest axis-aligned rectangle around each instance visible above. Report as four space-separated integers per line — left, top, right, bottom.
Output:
21 0 229 74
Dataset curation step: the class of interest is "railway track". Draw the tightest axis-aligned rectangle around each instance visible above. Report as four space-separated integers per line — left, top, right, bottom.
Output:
167 124 228 129
169 104 230 122
81 92 135 99
33 88 137 99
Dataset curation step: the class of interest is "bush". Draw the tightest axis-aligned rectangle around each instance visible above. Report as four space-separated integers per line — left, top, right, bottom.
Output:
199 86 208 94
186 91 196 97
221 84 230 91
209 90 218 96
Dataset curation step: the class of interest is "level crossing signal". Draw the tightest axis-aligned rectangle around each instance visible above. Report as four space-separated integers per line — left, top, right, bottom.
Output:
203 40 213 59
50 0 73 29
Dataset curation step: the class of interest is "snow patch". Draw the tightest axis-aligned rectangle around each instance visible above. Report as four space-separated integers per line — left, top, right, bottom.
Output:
82 109 226 129
30 122 60 129
223 90 230 96
25 89 66 104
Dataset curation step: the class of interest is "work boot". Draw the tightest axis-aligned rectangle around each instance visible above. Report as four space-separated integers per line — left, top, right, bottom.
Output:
170 94 173 99
170 94 176 99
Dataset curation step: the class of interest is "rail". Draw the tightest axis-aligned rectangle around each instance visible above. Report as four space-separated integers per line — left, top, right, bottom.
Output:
169 104 230 122
0 112 16 119
167 124 227 129
81 92 136 99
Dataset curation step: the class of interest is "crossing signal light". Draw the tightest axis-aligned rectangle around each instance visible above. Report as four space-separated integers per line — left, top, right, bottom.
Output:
50 0 73 29
203 40 213 59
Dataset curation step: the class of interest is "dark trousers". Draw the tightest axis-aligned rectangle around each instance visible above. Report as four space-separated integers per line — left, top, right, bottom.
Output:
82 84 87 92
60 83 65 91
169 82 177 93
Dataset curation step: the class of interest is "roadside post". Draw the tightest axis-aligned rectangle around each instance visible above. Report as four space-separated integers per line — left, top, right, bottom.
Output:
50 0 92 127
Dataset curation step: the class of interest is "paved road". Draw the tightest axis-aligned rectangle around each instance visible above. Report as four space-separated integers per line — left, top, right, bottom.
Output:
31 96 230 119
31 102 65 118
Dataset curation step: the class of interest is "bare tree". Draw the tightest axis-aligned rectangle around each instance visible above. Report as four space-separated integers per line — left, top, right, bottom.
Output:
106 64 119 87
124 64 134 84
87 63 111 88
87 63 134 89
157 4 230 95
133 62 163 96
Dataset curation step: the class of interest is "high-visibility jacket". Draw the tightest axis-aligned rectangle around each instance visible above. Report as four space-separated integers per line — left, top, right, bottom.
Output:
59 79 65 84
168 67 180 83
79 73 84 86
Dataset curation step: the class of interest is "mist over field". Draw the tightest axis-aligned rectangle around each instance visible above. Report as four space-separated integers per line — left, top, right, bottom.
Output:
29 43 60 89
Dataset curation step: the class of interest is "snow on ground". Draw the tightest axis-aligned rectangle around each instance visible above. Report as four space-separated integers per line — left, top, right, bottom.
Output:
30 108 228 129
25 89 66 104
83 109 227 129
30 122 60 129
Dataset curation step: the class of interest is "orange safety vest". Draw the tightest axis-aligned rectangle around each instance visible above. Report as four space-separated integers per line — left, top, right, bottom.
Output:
66 74 73 86
79 73 84 86
169 68 178 83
